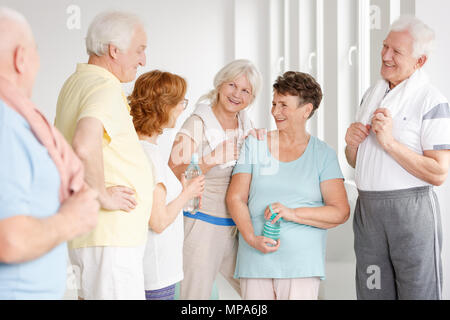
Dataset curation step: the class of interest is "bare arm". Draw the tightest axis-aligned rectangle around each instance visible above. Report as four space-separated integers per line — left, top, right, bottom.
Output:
149 175 205 233
169 134 215 180
72 117 136 211
385 143 450 186
169 133 238 181
0 185 99 264
0 215 68 264
149 184 188 234
345 123 371 168
226 173 254 243
265 179 350 229
227 173 280 253
295 179 350 228
372 108 450 186
345 146 358 169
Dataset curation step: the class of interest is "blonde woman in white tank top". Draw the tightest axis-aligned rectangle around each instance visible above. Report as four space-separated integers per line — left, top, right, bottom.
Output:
169 59 265 299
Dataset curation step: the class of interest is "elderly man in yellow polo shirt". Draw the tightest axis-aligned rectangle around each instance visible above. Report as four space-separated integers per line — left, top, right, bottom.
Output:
55 11 154 300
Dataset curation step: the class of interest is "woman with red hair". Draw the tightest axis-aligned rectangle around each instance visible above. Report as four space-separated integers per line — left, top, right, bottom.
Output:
129 70 205 300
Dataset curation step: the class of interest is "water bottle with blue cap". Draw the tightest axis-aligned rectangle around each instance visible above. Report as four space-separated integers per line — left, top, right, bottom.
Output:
263 204 282 246
183 153 202 214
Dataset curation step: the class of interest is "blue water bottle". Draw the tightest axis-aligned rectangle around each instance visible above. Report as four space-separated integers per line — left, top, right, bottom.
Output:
262 204 282 246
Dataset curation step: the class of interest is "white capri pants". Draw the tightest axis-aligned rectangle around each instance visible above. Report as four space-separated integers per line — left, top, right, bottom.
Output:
68 245 146 300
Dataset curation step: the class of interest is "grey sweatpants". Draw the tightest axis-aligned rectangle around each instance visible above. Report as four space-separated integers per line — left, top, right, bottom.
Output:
353 186 443 300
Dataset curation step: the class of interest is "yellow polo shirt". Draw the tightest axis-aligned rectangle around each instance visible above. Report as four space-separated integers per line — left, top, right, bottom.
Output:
55 63 154 248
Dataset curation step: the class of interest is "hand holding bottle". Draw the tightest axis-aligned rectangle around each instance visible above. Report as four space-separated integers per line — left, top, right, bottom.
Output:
264 202 293 223
183 154 203 214
181 174 205 201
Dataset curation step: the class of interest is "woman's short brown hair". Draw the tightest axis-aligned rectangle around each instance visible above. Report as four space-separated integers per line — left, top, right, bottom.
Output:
273 71 323 119
129 70 187 136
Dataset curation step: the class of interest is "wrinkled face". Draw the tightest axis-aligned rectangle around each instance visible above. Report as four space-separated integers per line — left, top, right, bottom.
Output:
114 24 147 83
217 74 253 113
271 91 312 130
381 31 420 88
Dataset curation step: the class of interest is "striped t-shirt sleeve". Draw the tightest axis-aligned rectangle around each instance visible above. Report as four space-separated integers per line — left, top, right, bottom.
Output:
421 102 450 151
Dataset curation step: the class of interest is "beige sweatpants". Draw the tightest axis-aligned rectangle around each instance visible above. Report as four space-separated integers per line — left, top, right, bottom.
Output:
240 277 321 300
179 217 240 300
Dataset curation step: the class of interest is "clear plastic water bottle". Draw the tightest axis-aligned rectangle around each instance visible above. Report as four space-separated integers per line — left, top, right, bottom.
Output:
183 153 202 214
262 205 282 246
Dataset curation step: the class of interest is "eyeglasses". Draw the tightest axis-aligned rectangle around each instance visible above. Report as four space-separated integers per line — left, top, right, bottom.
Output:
180 98 189 109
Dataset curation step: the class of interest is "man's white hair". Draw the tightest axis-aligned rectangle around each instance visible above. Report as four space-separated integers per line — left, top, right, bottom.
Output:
0 7 34 53
86 11 143 57
390 15 435 59
0 7 32 35
0 7 28 25
199 59 262 107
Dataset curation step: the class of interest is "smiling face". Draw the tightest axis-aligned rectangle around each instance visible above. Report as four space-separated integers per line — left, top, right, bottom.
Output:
216 74 253 113
381 30 422 88
271 91 312 131
113 24 147 83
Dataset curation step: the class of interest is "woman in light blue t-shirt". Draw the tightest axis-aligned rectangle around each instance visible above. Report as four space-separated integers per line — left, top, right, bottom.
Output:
227 71 350 300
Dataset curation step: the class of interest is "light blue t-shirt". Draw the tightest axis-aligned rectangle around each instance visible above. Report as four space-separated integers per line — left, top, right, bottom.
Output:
232 134 344 280
0 99 66 300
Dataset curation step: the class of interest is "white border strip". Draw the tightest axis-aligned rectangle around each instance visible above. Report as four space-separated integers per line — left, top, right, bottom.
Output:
429 188 442 300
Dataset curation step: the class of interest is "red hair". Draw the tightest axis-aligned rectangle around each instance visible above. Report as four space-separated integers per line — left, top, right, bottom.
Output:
129 70 187 135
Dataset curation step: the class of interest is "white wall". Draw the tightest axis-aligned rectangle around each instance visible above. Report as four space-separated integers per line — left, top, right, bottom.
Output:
416 0 450 299
1 0 236 161
2 0 241 300
3 0 448 300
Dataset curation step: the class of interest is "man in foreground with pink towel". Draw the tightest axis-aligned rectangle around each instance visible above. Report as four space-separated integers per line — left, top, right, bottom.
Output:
0 7 99 299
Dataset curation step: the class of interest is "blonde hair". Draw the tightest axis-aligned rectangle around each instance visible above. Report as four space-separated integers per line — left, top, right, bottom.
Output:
198 59 262 107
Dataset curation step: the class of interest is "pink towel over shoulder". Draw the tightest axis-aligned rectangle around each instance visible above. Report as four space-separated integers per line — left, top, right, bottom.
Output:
0 76 84 202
